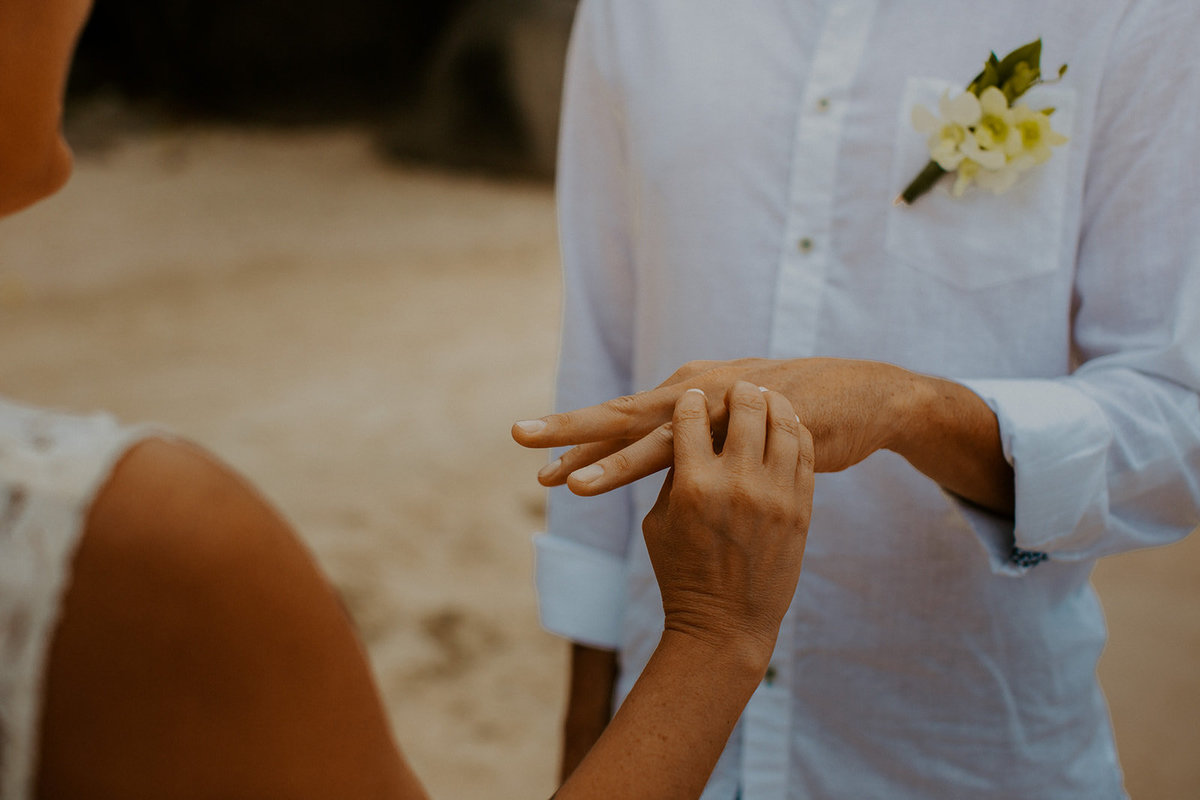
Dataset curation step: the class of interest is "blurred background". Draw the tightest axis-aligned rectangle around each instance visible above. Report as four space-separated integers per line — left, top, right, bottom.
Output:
2 2 1197 797
68 0 577 177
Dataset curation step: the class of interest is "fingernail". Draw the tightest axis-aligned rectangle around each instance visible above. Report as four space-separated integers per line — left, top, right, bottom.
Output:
686 388 705 395
538 458 562 479
571 464 605 484
514 419 547 434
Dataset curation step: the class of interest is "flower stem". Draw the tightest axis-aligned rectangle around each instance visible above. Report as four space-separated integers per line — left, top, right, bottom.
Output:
897 160 947 205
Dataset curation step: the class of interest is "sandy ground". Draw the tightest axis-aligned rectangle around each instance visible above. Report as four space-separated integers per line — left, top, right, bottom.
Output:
1 127 1197 798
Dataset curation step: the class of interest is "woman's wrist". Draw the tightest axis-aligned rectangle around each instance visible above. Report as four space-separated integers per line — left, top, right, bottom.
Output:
657 627 774 687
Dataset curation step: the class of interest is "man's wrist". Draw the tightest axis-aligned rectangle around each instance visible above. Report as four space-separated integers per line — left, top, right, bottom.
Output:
879 367 938 459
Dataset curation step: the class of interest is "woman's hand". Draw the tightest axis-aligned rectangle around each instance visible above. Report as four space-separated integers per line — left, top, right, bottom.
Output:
643 382 814 664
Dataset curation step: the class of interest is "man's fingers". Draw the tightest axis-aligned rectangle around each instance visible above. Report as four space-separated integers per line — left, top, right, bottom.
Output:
566 422 676 497
512 388 679 449
722 382 768 463
762 390 801 484
657 359 720 388
537 440 626 487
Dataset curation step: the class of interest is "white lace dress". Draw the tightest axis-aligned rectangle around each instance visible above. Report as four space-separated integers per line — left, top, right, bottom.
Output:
0 397 148 799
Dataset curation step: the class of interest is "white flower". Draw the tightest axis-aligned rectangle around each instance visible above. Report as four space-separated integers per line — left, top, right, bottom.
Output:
973 161 1022 194
912 90 983 170
909 86 1067 198
972 87 1018 155
1009 103 1069 167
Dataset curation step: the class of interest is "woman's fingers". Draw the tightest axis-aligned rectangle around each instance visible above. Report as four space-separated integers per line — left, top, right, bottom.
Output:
762 390 801 487
642 467 675 539
671 389 716 472
794 422 816 502
722 382 768 464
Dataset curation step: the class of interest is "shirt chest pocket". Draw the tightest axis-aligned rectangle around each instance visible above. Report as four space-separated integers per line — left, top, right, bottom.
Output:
884 77 1078 291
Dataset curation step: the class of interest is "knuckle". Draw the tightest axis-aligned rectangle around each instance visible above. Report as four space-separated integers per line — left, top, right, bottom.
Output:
539 411 565 428
797 444 816 472
606 394 642 418
561 444 587 464
769 414 801 437
551 410 583 431
731 379 765 397
796 425 816 465
674 404 709 423
727 391 766 414
671 472 710 503
727 482 754 506
605 449 634 474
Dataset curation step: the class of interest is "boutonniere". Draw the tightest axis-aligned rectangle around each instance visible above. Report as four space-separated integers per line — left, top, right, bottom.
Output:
896 39 1068 205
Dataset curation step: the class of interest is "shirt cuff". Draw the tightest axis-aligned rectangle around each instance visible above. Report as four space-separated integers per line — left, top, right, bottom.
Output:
533 533 627 649
945 491 1041 577
959 377 1112 558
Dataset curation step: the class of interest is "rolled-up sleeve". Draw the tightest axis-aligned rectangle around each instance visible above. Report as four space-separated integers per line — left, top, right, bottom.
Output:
958 1 1200 574
535 0 637 648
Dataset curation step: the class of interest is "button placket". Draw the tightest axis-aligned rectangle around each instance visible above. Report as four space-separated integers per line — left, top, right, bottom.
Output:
750 4 879 799
769 0 877 362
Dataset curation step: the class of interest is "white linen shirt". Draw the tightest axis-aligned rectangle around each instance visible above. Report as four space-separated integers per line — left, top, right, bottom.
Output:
536 1 1200 798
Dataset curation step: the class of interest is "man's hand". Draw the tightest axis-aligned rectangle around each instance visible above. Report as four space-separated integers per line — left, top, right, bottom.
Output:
515 357 912 489
513 357 1014 514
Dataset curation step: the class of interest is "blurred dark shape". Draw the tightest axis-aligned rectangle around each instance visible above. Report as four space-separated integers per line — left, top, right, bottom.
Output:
70 1 459 117
69 0 578 178
380 0 577 178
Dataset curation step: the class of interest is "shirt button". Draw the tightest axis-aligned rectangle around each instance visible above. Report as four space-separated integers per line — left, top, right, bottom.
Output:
816 97 831 112
765 664 778 685
797 236 814 254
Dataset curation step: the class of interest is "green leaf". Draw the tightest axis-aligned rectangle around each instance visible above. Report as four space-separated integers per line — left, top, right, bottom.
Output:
996 39 1043 81
969 58 1002 95
1002 61 1038 102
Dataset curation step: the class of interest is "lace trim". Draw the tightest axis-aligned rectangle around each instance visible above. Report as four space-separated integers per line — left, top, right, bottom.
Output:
1 399 149 799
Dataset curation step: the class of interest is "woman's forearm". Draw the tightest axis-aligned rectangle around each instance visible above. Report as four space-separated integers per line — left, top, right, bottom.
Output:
553 631 769 800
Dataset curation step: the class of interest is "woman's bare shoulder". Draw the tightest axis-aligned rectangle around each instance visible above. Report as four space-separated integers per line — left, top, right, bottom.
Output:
38 436 425 799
